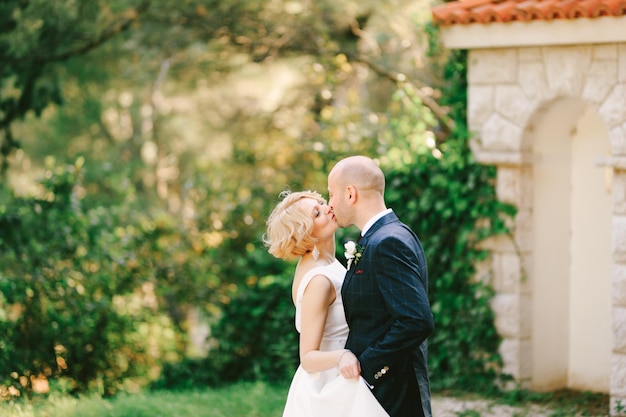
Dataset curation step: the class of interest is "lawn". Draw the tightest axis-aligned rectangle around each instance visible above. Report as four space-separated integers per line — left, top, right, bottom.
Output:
0 383 610 417
1 382 289 417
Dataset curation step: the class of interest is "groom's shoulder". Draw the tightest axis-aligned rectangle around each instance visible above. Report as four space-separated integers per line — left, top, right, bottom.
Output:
375 219 415 239
368 213 416 239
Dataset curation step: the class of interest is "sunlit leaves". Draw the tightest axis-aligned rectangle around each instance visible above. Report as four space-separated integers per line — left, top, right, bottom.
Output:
0 0 514 395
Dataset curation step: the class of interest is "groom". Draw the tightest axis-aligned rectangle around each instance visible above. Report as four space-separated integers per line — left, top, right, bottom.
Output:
328 155 434 417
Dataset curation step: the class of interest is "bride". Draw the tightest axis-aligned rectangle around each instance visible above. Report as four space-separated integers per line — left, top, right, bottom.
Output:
264 190 388 417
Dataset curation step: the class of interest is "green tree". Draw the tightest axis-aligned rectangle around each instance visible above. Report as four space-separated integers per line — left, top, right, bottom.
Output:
0 160 145 395
0 0 151 172
1 0 514 395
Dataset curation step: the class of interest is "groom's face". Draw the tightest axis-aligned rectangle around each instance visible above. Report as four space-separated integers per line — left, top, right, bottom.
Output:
327 173 351 228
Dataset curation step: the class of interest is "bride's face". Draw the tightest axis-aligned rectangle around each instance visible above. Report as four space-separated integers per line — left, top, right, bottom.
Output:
298 197 337 240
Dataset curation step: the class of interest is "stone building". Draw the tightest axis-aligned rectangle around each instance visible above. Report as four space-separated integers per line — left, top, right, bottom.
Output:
430 0 626 414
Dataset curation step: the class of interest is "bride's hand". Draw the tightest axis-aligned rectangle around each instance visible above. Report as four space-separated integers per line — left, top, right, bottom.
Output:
338 350 361 380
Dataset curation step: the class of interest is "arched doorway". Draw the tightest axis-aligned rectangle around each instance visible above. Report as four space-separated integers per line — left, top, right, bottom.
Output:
529 98 612 392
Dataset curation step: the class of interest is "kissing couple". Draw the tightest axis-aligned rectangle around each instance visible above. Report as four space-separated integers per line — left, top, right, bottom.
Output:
264 155 434 417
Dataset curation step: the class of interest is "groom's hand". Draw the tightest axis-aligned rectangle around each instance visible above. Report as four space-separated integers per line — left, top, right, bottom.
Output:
338 350 361 380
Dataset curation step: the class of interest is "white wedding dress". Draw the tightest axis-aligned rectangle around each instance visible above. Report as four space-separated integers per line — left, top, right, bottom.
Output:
282 259 389 417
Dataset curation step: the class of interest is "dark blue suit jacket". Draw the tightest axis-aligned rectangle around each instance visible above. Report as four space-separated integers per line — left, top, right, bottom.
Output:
342 212 434 417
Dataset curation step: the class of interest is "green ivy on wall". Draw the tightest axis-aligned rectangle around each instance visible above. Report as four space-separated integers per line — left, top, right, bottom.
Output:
381 27 516 390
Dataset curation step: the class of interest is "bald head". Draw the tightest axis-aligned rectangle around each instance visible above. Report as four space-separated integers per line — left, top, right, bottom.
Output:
327 155 387 230
329 155 385 196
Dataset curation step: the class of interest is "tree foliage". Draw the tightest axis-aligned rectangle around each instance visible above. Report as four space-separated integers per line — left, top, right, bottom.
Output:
0 160 143 395
1 0 514 397
0 0 151 171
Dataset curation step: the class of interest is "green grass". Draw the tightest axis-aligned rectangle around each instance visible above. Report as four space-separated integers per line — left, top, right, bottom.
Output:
0 382 289 417
0 384 610 417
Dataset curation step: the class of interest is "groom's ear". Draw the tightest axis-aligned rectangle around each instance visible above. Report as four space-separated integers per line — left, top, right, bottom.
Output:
346 185 357 203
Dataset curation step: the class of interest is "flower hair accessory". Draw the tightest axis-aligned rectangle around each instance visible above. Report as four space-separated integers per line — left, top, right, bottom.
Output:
344 241 364 270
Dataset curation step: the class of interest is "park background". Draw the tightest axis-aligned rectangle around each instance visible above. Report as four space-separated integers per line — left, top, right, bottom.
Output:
0 0 609 415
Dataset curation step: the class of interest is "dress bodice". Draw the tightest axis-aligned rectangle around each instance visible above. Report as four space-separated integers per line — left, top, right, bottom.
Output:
295 259 348 350
283 259 389 417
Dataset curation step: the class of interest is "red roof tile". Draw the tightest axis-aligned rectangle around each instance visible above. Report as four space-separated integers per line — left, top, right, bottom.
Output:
432 0 626 25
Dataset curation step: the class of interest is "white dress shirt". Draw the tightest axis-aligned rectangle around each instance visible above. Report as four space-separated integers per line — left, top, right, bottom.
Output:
361 208 393 237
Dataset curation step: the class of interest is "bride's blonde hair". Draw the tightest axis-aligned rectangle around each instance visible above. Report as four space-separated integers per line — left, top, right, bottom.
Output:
263 190 325 259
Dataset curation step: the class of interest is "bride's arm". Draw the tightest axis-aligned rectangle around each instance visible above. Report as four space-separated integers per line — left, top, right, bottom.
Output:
299 274 346 373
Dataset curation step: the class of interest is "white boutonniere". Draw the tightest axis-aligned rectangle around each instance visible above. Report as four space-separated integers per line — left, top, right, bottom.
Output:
344 241 364 270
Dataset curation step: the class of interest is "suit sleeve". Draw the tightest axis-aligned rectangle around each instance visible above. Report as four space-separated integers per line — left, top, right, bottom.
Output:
359 232 434 387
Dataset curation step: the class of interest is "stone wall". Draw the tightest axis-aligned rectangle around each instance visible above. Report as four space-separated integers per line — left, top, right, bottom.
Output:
466 44 626 414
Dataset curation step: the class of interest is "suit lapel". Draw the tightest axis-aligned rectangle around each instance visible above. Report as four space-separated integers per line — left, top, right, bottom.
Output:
343 212 399 288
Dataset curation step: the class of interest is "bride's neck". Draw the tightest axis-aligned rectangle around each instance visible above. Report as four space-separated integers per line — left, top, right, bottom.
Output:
301 242 335 265
307 251 335 264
